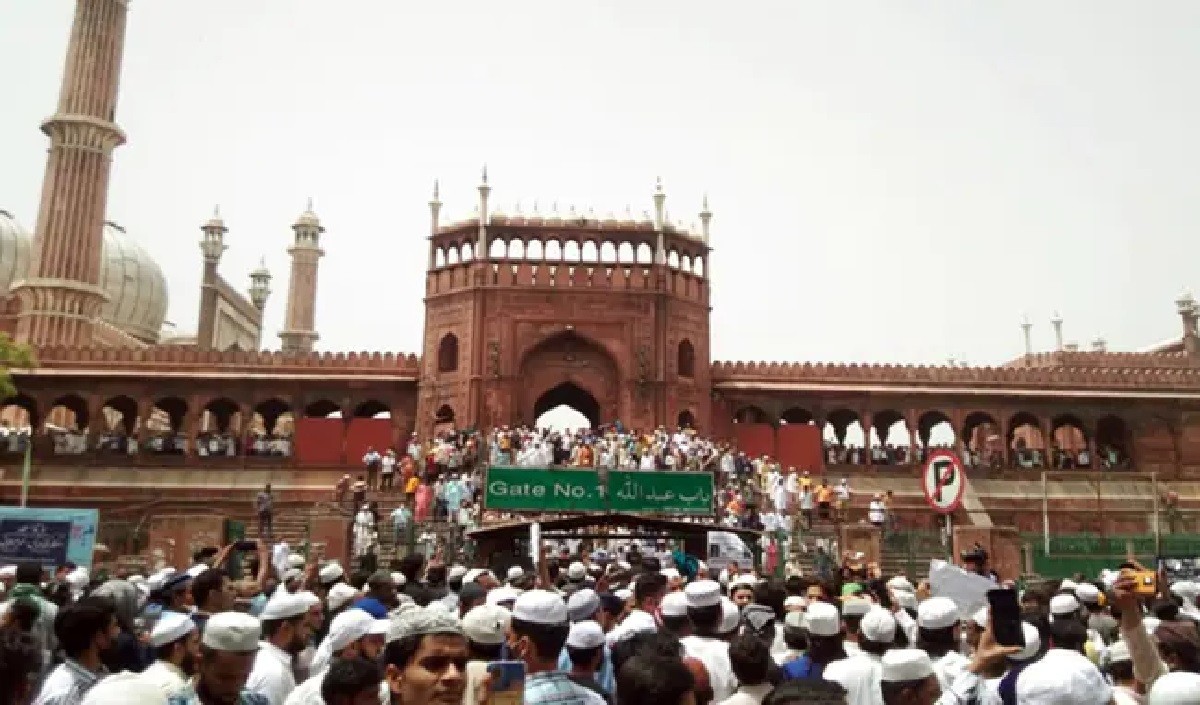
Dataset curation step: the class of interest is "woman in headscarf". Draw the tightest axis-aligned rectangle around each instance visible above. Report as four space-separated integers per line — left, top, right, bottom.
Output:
91 579 153 673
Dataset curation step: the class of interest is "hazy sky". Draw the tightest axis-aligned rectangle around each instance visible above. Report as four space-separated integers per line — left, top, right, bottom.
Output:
2 1 1199 365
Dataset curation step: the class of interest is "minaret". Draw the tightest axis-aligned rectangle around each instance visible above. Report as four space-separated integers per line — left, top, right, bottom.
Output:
1051 311 1064 352
476 166 490 259
699 194 712 245
196 207 228 350
653 177 667 264
249 258 271 310
11 0 130 346
279 199 325 354
428 180 442 269
1020 315 1033 357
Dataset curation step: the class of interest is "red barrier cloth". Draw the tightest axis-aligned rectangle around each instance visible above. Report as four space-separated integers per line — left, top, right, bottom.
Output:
344 418 393 466
734 423 776 459
294 418 345 466
777 423 826 473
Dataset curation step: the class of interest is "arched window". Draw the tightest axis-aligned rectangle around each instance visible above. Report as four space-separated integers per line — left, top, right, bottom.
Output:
438 333 459 373
677 339 696 378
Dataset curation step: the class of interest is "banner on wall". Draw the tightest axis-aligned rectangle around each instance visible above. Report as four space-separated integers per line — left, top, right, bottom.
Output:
0 507 99 570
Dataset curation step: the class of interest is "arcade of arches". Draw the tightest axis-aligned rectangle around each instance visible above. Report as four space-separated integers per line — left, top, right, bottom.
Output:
727 403 1139 470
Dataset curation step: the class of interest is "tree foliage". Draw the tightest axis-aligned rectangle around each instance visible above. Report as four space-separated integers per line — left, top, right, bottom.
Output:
0 333 35 401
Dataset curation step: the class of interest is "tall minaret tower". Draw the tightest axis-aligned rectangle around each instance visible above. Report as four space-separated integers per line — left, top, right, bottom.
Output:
279 199 325 354
11 0 130 346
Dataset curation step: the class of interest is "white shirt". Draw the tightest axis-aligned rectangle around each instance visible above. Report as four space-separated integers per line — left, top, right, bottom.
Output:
246 641 297 705
716 683 773 705
823 651 884 705
932 651 970 692
283 670 329 705
607 609 657 646
681 635 737 703
141 660 192 698
867 501 886 523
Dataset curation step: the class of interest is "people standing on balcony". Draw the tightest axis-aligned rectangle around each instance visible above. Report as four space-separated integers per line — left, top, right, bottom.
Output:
835 479 852 524
815 480 834 522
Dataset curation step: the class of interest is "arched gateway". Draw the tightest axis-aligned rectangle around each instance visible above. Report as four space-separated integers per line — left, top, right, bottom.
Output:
415 178 712 438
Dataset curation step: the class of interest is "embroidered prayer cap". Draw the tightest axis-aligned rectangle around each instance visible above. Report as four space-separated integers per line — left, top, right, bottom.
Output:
386 604 463 644
881 648 935 682
202 611 261 651
327 583 358 611
841 597 871 617
804 602 841 637
1016 647 1112 705
81 671 169 705
860 607 897 644
512 589 568 626
462 604 511 646
149 612 196 648
260 592 311 621
566 620 605 649
684 580 722 609
916 596 959 630
567 588 600 622
661 591 689 618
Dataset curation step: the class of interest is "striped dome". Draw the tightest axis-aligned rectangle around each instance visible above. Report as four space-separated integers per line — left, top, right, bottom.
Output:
0 211 169 344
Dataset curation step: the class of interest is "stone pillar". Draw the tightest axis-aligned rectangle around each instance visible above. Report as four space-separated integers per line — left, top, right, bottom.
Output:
12 0 130 346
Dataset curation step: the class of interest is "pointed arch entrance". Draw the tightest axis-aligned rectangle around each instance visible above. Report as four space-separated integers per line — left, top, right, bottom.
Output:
519 330 620 428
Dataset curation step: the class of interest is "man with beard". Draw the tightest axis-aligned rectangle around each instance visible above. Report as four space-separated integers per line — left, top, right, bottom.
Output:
33 596 120 705
245 593 314 705
142 612 201 699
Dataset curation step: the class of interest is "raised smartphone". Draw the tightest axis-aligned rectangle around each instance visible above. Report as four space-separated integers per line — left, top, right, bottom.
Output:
987 588 1025 648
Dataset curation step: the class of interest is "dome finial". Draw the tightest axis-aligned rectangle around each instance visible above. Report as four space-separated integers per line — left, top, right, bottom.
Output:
213 204 221 219
432 179 440 201
481 164 488 185
306 196 314 212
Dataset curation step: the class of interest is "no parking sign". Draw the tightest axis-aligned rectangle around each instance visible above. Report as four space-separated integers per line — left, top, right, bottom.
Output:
922 450 965 514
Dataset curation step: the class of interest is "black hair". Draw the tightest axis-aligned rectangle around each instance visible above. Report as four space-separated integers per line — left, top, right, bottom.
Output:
728 633 770 686
804 634 847 666
261 614 306 640
615 653 694 705
0 630 42 705
842 615 863 636
782 626 807 651
764 679 847 705
859 636 891 656
567 645 603 670
610 631 683 677
510 618 569 661
321 657 382 702
688 604 722 635
54 596 116 659
882 679 927 705
193 547 219 563
5 600 39 634
191 568 228 609
467 640 503 661
633 574 666 606
1107 659 1134 681
754 580 788 619
1047 618 1087 654
784 576 804 596
916 626 957 658
13 563 41 587
661 614 691 636
397 554 425 582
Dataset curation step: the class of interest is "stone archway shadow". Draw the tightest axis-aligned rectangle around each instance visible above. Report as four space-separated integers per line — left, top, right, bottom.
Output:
534 382 601 428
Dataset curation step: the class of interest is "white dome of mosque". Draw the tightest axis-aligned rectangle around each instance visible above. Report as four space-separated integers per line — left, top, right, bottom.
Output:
0 211 169 344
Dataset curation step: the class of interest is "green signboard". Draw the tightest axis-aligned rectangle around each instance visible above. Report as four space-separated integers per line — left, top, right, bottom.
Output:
484 467 714 515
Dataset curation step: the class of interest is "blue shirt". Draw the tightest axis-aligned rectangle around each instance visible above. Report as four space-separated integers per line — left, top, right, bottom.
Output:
556 646 614 694
525 671 607 705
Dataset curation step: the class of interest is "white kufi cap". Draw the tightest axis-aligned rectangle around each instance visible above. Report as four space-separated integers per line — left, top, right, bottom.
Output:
842 598 871 617
327 583 358 611
202 611 261 651
1016 648 1113 705
319 562 345 584
1148 671 1200 705
861 607 897 643
1075 583 1101 604
804 602 841 637
684 580 721 609
881 648 935 682
917 597 959 630
566 620 605 649
513 589 568 625
260 593 311 621
486 586 521 606
507 566 525 582
81 671 168 705
462 604 511 646
386 605 463 644
718 597 741 634
150 612 196 648
1012 622 1041 662
1050 593 1081 616
661 591 689 618
567 589 600 622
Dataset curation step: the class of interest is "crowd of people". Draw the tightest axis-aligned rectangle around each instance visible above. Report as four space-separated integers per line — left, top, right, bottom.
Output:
0 538 1199 705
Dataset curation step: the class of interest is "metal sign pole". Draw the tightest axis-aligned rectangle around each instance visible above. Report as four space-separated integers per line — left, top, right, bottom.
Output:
1042 471 1050 556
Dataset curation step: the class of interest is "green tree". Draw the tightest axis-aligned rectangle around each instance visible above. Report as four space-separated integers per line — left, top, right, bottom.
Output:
0 333 35 400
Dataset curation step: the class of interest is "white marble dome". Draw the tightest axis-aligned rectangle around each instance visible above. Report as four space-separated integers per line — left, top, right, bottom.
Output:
0 211 169 344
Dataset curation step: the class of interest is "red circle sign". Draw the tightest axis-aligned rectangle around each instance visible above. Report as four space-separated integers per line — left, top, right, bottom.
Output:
921 449 966 515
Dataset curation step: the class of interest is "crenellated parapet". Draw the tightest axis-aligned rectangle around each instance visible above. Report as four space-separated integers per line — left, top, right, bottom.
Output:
1006 350 1196 371
22 345 421 378
710 358 1200 390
